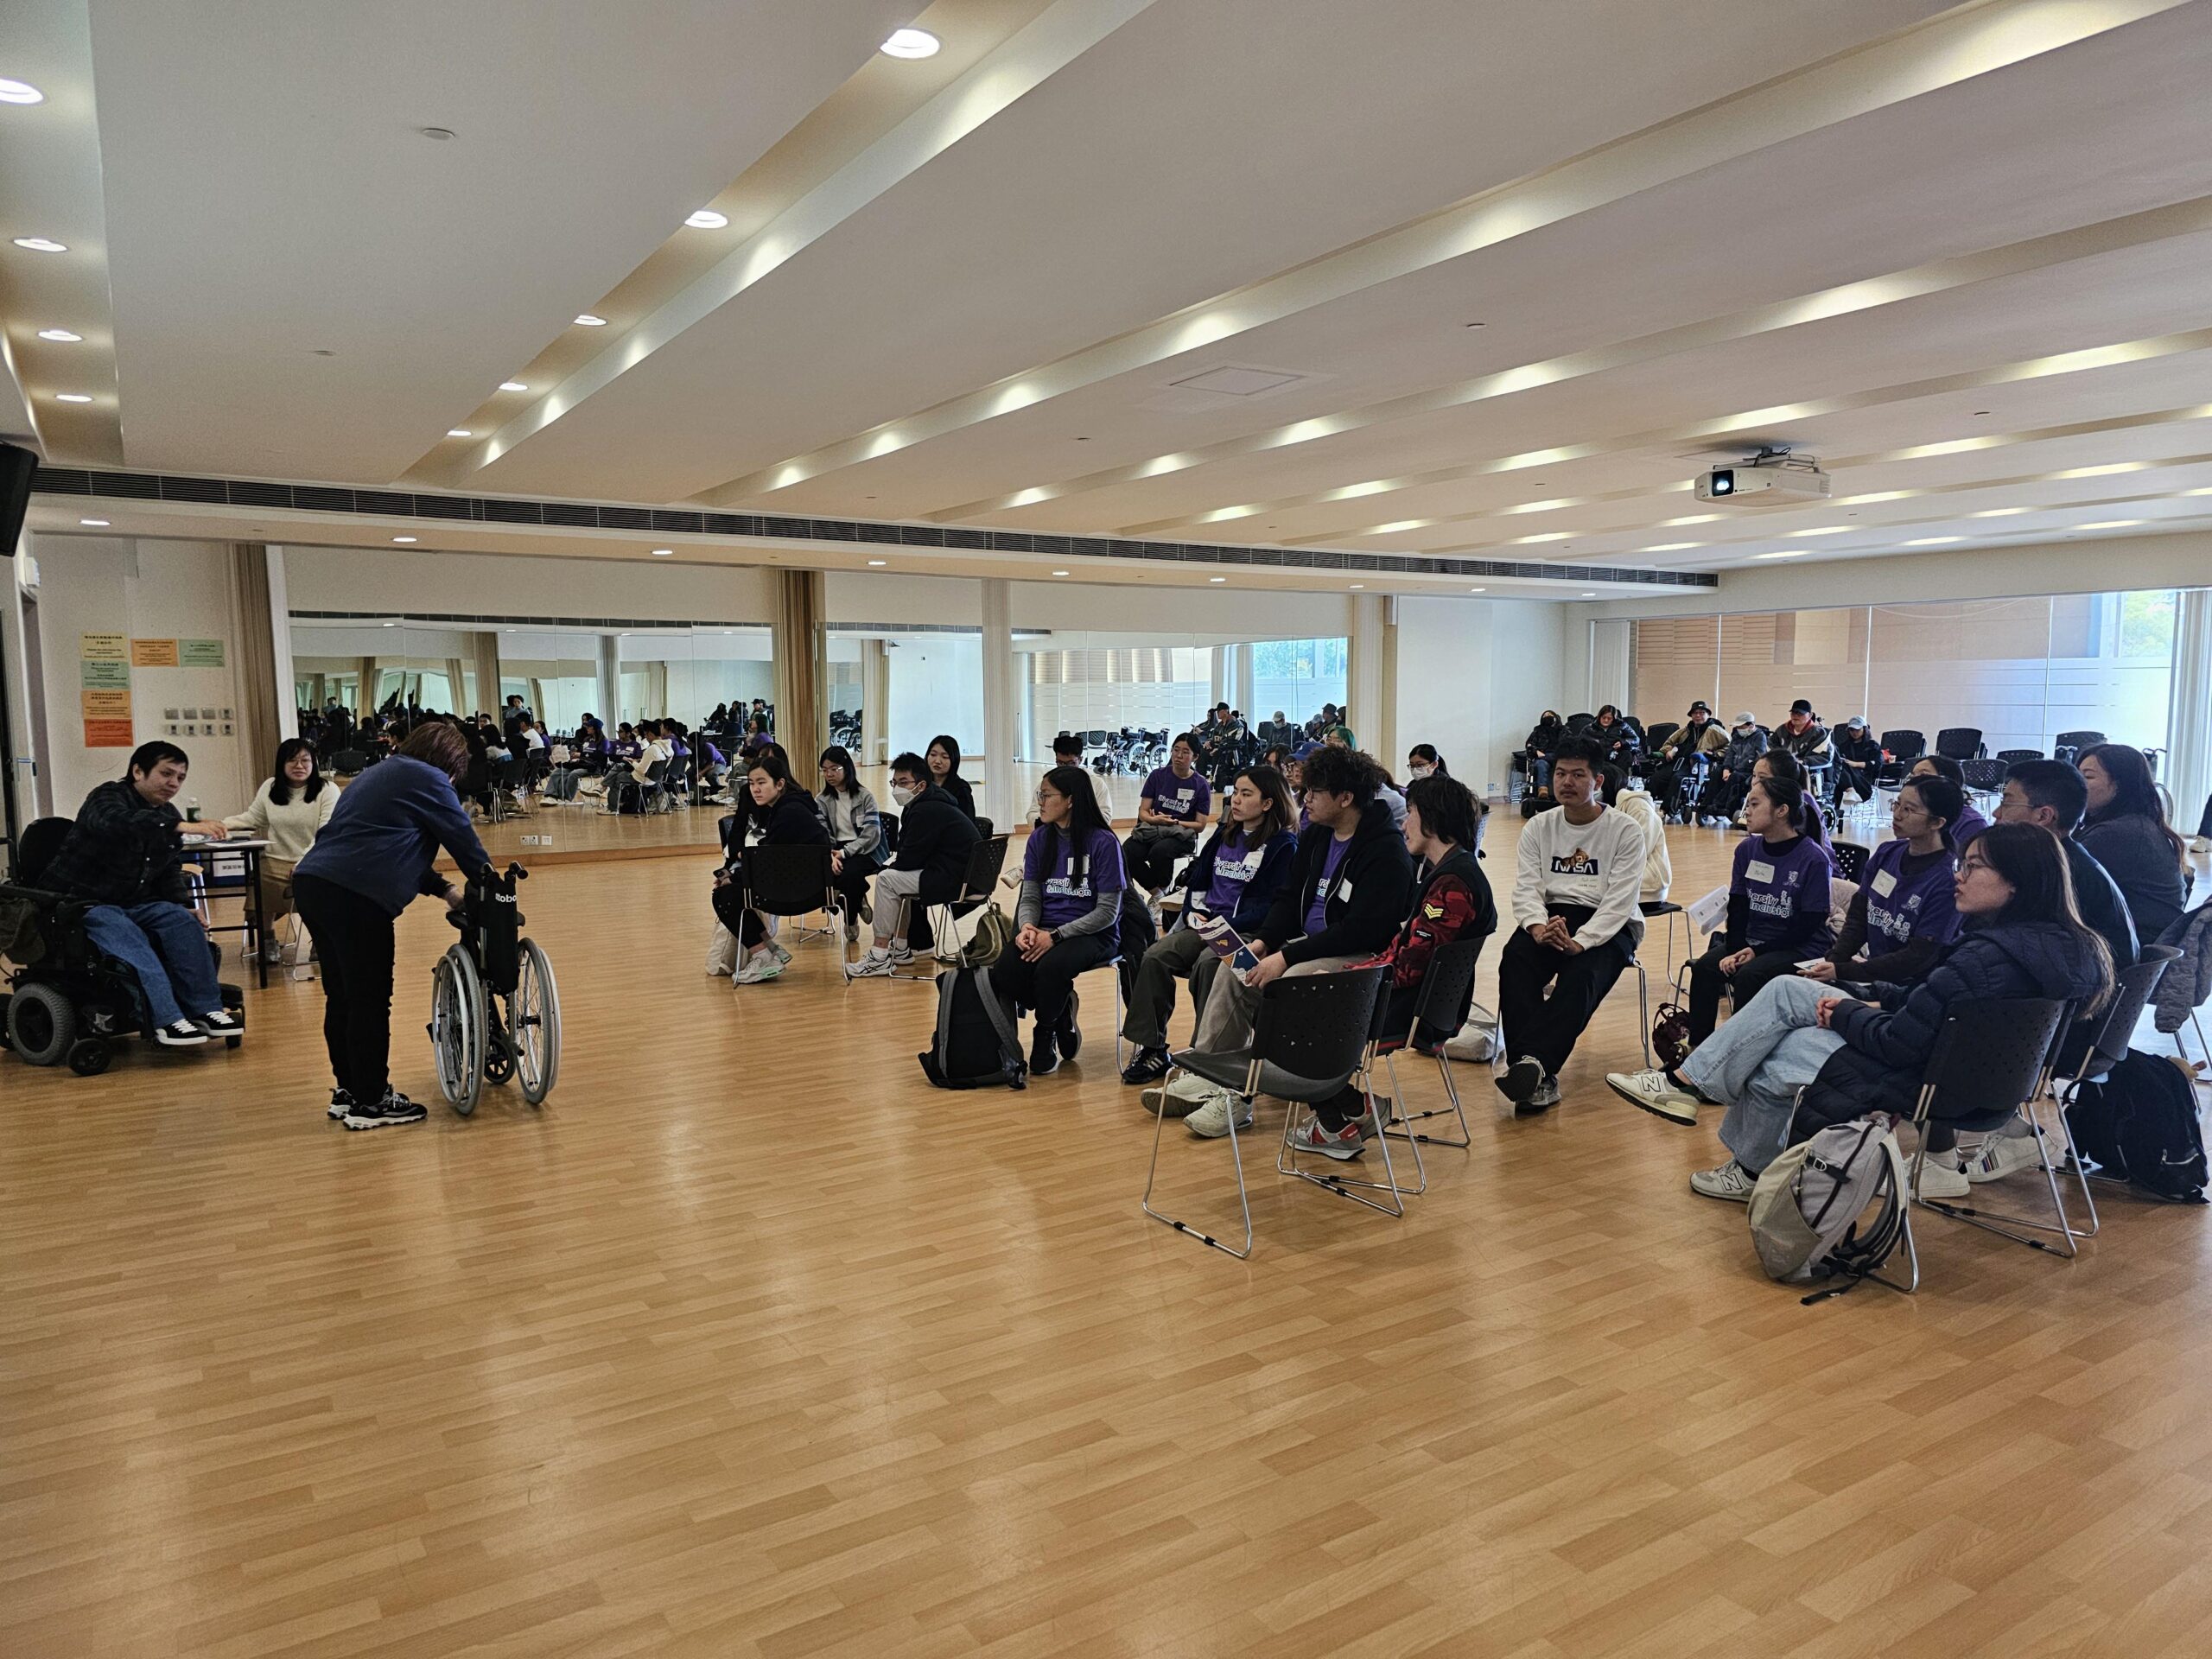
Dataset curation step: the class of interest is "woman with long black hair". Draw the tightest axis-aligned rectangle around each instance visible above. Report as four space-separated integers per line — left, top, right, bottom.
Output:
818 744 883 940
995 766 1125 1077
2076 741 2188 944
223 737 338 957
926 734 978 825
716 750 830 985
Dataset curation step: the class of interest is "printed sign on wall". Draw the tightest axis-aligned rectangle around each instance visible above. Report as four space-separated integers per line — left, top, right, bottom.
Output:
131 638 181 667
79 632 127 662
178 639 226 668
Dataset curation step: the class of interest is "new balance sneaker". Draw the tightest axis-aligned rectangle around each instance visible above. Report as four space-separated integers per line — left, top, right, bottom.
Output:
1915 1157 1971 1200
1966 1128 2044 1185
1690 1160 1758 1202
1055 992 1082 1061
1524 1076 1561 1114
1185 1092 1253 1139
1140 1078 1210 1119
343 1090 427 1131
845 947 896 980
1495 1055 1544 1107
1290 1118 1364 1161
1606 1068 1700 1125
194 1009 244 1038
327 1088 355 1122
1122 1045 1171 1085
1028 1024 1061 1077
734 951 784 985
155 1019 209 1047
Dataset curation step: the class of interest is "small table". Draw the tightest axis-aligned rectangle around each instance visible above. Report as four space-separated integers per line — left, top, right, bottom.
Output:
181 836 270 989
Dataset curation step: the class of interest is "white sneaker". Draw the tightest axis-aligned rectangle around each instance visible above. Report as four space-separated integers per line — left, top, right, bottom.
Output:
845 947 893 980
1915 1158 1971 1200
734 951 784 985
155 1019 209 1047
1690 1160 1758 1202
770 942 792 966
1527 1076 1561 1111
1185 1092 1253 1139
707 960 734 978
1606 1069 1699 1124
1966 1129 2044 1185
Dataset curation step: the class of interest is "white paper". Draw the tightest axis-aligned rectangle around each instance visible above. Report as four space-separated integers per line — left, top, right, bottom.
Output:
1685 884 1730 935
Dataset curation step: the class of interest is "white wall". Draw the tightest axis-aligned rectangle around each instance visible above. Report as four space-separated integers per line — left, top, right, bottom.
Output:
886 634 983 763
1391 599 1569 799
281 544 780 622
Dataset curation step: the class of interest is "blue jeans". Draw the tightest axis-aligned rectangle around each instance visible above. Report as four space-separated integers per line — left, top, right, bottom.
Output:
1680 975 1851 1174
82 902 220 1029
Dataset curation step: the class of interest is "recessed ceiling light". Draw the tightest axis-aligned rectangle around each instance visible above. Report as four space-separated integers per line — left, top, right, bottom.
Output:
505 628 516 633
2078 518 2143 530
1580 592 1596 598
11 237 67 253
1641 542 1701 552
499 380 527 391
1052 569 1070 576
1969 507 2029 518
574 314 607 327
0 78 46 105
1904 536 1963 546
418 126 455 141
1209 576 1226 583
79 518 109 526
1469 586 1485 592
867 558 887 566
684 209 728 229
1753 550 1810 560
54 392 92 403
37 327 81 342
1789 526 1850 537
381 621 396 627
880 27 940 58
1349 583 1364 589
650 548 673 556
391 536 417 543
447 429 472 438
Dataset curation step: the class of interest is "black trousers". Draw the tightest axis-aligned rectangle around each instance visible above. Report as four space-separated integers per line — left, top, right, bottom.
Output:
1687 938 1807 1044
293 872 399 1103
1122 826 1197 890
831 850 879 917
1831 760 1876 806
991 930 1119 1033
1496 908 1636 1078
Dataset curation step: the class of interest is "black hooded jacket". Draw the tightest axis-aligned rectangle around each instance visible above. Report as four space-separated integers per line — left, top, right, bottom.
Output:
1259 798 1417 968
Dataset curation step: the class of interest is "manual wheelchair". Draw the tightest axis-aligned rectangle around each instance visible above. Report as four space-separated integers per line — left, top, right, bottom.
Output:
428 861 562 1115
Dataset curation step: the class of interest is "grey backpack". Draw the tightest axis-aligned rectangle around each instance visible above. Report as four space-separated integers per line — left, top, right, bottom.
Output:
1747 1118 1908 1301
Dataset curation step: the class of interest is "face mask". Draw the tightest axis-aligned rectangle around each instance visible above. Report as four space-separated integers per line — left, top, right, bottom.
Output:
891 784 916 807
1408 764 1432 779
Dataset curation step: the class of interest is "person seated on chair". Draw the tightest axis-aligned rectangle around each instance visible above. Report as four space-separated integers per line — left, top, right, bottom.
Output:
2075 742 2187 946
1908 753 1990 849
714 752 830 985
1590 705 1640 773
846 753 982 979
44 741 238 1049
1680 774 1834 1047
817 745 883 944
995 768 1125 1077
1605 825 2111 1205
1772 698 1831 775
1738 748 1828 843
1122 733 1212 893
1289 772 1497 1161
1119 765 1300 1084
1052 729 1114 820
1518 710 1565 801
1803 772 1962 995
1996 760 2137 973
1405 744 1447 781
1150 745 1416 1138
1599 765 1672 903
1494 735 1646 1114
221 739 339 962
1829 715 1883 810
1650 702 1725 820
925 735 979 826
1704 713 1768 825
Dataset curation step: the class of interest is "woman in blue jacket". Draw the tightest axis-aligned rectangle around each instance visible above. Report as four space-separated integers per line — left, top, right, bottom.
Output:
1606 823 2111 1201
1117 765 1300 1084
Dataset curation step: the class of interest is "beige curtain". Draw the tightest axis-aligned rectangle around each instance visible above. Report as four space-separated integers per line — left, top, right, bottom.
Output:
860 638 890 766
470 632 503 718
227 543 283 770
772 569 827 790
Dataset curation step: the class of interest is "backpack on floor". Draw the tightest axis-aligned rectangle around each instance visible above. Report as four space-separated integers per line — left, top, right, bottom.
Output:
1748 1117 1909 1298
2065 1049 2208 1204
918 961 1027 1090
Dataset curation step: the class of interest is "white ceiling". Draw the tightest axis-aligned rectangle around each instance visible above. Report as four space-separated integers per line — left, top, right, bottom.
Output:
7 0 2212 592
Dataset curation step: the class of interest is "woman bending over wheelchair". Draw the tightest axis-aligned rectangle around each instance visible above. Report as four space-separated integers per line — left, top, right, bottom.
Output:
44 741 238 1047
292 719 493 1129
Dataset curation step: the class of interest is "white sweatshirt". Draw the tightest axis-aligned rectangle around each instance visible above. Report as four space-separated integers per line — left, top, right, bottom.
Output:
1511 804 1647 948
222 777 339 863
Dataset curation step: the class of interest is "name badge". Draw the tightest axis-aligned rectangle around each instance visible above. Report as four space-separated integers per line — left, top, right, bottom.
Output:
1745 859 1775 883
1871 868 1897 897
1337 877 1355 902
1175 788 1193 804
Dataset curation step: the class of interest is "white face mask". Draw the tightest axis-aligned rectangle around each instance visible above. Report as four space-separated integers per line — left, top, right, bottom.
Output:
1408 764 1432 779
891 783 916 807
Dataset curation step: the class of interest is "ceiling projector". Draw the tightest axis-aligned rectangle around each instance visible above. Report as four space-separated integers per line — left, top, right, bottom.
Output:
1694 449 1831 505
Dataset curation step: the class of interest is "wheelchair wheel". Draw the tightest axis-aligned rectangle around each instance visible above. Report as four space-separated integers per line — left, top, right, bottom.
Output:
429 945 486 1116
5 982 76 1067
512 938 561 1105
67 1038 112 1077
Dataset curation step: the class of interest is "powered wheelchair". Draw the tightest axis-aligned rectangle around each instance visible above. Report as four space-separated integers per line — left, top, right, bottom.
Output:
0 817 245 1077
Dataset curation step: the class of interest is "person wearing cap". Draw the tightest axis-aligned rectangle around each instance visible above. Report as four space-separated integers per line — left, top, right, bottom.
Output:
1772 698 1832 775
1650 701 1726 822
1829 715 1884 810
1706 713 1769 826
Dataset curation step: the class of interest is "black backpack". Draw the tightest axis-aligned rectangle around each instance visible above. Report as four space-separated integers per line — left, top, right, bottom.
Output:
918 962 1027 1090
2067 1049 2208 1204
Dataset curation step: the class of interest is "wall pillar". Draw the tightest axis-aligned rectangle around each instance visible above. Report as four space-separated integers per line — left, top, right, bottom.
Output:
860 638 889 766
470 632 503 719
596 635 620 728
770 569 827 790
981 577 1015 826
1232 639 1255 719
1346 594 1386 751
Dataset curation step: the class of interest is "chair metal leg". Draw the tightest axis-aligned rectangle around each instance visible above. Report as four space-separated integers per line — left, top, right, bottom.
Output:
1141 1065 1253 1259
1277 1058 1408 1218
1914 1109 2082 1260
2055 1086 2102 1237
1635 959 1653 1070
1383 1046 1471 1151
1376 1052 1429 1194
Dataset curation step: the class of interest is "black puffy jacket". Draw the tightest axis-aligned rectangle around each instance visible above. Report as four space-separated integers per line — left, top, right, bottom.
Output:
1800 919 2110 1122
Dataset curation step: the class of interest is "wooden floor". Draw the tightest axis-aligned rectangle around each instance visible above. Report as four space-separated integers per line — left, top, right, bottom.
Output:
6 813 2212 1658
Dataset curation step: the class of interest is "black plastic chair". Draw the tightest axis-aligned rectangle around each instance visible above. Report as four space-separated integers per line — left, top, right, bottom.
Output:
1144 965 1388 1258
1896 996 2073 1289
1960 758 2010 800
895 834 1011 979
741 843 841 959
1377 936 1488 1185
1995 748 2043 767
1935 728 1985 761
2057 945 2177 1234
1828 840 1871 885
2052 730 2104 766
1875 729 1924 785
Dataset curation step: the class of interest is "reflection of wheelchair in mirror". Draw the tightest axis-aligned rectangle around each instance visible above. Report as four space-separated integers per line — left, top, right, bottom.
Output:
428 863 560 1116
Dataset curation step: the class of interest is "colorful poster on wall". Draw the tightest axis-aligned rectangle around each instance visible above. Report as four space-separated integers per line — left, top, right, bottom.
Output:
82 687 134 748
80 632 128 662
131 638 181 667
178 639 226 667
81 658 131 690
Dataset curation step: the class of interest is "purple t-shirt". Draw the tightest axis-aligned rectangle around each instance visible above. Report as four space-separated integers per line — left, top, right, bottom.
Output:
1862 838 1961 953
1199 830 1267 917
1306 835 1352 936
1141 766 1210 824
1950 799 1990 849
1731 834 1834 950
1023 824 1126 930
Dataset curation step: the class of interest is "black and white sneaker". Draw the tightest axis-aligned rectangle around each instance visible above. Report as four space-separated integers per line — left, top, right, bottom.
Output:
343 1090 427 1131
1028 1025 1061 1077
155 1019 209 1047
1494 1055 1542 1107
1055 991 1082 1061
327 1088 355 1122
194 1009 244 1037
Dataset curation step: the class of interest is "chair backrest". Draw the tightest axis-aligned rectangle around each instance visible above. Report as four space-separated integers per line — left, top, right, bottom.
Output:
1995 748 2043 766
1643 721 1680 751
1917 998 2070 1122
958 834 1011 902
1252 965 1388 1090
1935 727 1984 760
2082 944 2177 1079
1409 934 1487 1036
972 815 995 839
743 843 835 917
1960 758 2010 793
2053 729 2105 751
1829 839 1871 884
643 760 667 785
14 817 74 887
1878 729 1924 759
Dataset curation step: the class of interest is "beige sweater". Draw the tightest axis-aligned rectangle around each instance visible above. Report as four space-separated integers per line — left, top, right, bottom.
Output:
222 778 339 863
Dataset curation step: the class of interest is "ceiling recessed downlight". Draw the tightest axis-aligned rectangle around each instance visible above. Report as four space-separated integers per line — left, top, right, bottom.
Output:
499 380 527 391
650 548 673 556
12 237 67 253
391 536 417 543
574 314 607 327
79 518 109 526
382 621 396 628
447 429 472 438
1052 570 1070 577
54 392 92 404
684 209 728 229
880 27 941 58
1349 583 1364 590
867 558 887 566
0 77 45 105
1208 576 1226 583
37 327 82 342
1469 586 1485 592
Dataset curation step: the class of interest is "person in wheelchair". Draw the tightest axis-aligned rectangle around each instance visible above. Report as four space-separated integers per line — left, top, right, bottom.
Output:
40 741 239 1047
292 720 493 1129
